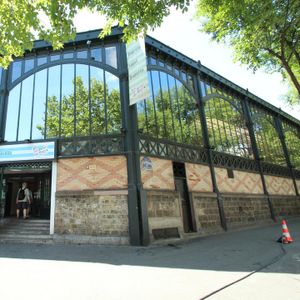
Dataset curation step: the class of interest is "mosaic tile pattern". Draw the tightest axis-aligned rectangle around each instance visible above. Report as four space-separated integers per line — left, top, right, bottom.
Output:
185 163 213 192
57 156 128 191
141 156 175 190
215 168 264 194
265 175 296 195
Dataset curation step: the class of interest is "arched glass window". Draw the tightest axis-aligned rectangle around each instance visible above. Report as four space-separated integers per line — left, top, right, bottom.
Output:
137 70 203 146
249 104 286 166
5 64 121 142
282 121 300 169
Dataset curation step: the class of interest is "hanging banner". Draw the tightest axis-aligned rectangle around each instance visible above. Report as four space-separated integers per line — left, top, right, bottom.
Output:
126 36 150 105
0 142 55 162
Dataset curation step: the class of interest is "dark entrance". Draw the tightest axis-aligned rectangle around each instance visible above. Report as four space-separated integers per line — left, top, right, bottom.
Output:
0 164 51 220
173 162 196 233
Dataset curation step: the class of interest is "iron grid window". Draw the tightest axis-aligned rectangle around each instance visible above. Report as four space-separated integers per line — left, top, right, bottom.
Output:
281 121 300 169
10 45 118 84
5 64 121 142
147 55 195 92
201 81 253 158
249 104 286 166
137 70 203 146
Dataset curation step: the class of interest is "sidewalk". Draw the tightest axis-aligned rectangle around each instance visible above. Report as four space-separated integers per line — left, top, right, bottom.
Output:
0 217 299 300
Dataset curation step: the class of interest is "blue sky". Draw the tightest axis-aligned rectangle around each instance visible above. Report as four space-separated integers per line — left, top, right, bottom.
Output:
73 3 300 120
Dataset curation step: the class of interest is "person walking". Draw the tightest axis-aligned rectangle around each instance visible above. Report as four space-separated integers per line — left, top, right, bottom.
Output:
16 182 31 219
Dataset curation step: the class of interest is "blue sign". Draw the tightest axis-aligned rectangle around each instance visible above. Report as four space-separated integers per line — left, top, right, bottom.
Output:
0 142 55 162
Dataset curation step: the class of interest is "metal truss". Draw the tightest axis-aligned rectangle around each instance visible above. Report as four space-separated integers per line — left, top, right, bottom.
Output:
58 135 124 157
260 161 292 177
139 135 208 164
212 151 259 172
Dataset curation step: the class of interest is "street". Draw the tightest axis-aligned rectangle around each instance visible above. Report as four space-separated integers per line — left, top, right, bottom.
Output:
0 218 299 300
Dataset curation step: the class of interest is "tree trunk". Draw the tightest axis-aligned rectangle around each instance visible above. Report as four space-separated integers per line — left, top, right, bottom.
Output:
281 56 300 96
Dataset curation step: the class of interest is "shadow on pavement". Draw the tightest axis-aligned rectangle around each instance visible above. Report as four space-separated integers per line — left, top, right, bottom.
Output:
0 218 299 274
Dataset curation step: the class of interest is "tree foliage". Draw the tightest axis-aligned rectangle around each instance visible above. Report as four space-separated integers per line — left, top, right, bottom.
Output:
196 0 300 100
43 76 121 138
0 0 190 68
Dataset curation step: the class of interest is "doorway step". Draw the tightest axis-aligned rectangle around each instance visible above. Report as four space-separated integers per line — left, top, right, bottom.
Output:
0 218 52 244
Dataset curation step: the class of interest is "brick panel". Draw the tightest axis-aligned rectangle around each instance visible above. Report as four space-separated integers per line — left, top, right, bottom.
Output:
141 157 175 190
264 175 296 195
57 156 127 191
271 196 300 217
216 168 263 194
185 163 213 192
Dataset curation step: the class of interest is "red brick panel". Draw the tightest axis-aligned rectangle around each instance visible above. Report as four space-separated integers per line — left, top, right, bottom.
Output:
185 163 213 192
265 175 296 195
57 156 128 191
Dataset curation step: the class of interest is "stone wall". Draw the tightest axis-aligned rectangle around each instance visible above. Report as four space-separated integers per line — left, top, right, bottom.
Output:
141 157 175 190
57 156 128 191
222 195 271 228
146 190 183 240
264 175 295 195
190 193 222 233
55 190 129 243
185 163 213 192
270 196 300 217
215 168 263 194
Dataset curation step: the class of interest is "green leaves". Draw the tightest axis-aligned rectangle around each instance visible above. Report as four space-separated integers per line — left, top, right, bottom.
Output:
0 0 190 68
196 0 300 100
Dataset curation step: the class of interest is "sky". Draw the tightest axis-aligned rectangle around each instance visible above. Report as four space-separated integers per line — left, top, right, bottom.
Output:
72 2 300 120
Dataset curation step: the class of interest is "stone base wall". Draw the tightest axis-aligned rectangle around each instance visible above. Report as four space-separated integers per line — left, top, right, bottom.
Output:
55 190 129 242
222 195 271 228
146 190 183 240
270 196 300 217
190 193 222 232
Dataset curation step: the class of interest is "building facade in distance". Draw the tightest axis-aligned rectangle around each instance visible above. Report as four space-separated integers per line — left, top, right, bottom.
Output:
0 28 299 245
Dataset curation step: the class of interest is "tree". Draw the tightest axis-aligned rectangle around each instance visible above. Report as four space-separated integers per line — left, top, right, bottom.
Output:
0 0 190 68
196 0 300 101
43 76 121 138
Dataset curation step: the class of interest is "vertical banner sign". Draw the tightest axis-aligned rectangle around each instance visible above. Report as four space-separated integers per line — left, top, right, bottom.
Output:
126 36 150 106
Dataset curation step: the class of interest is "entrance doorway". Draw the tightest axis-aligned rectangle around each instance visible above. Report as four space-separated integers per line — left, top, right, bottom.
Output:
0 165 51 220
173 162 196 233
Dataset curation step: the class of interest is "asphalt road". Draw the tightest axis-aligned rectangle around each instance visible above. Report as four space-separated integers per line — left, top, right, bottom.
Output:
0 217 299 300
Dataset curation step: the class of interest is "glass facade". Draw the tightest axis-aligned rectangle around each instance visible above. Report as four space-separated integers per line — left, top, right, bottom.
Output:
5 64 120 141
137 70 203 146
1 35 299 175
201 81 253 158
10 45 117 84
249 103 286 166
282 121 300 169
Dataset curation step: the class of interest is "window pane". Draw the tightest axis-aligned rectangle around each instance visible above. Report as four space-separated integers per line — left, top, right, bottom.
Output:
151 71 164 138
106 72 121 133
91 48 102 62
5 84 21 141
77 50 87 59
51 54 60 61
105 47 117 68
12 61 22 82
75 64 89 136
37 57 47 66
18 75 34 140
46 65 61 138
24 59 34 73
90 67 105 135
63 52 74 59
61 64 74 137
32 69 47 139
159 72 174 140
168 75 182 143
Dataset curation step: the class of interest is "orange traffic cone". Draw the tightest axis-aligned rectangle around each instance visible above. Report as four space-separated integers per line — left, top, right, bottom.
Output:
281 219 293 244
